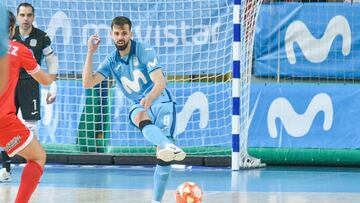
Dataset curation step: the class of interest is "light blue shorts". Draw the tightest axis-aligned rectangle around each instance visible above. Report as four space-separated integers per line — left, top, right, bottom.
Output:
129 101 176 139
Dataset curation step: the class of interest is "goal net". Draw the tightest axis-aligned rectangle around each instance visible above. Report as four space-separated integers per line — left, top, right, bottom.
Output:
5 0 235 158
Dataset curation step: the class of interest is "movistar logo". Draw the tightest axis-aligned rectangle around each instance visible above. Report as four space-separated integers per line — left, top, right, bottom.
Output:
147 58 158 69
121 70 148 94
267 93 333 138
175 92 209 136
46 11 71 45
285 15 351 64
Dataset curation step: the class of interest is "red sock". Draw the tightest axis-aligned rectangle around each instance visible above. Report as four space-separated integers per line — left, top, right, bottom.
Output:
15 161 43 203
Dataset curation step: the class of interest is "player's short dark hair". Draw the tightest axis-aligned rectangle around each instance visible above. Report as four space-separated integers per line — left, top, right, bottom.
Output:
8 10 16 30
111 16 132 30
17 2 35 15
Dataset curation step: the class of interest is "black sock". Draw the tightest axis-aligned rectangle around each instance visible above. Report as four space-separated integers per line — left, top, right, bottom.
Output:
1 151 11 172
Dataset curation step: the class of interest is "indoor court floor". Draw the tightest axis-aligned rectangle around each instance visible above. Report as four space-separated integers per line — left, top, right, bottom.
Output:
0 164 359 203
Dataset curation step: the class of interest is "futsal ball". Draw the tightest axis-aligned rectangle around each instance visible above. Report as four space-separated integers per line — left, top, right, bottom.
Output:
175 181 203 203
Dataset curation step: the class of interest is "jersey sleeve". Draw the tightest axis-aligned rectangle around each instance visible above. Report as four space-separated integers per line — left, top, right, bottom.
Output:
139 43 161 74
96 57 112 78
20 45 40 74
0 6 7 57
41 34 54 56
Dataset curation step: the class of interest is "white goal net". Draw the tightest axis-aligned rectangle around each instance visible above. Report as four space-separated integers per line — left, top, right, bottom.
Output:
5 0 235 157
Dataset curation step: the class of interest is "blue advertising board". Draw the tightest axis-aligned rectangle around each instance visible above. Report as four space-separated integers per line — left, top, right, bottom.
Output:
254 3 360 79
37 81 360 149
249 83 360 149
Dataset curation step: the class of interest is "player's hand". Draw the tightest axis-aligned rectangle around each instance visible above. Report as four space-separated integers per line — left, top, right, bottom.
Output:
87 34 101 53
46 92 56 104
140 96 153 109
46 81 57 104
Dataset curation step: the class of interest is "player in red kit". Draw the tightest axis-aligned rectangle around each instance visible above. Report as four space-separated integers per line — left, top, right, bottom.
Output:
0 11 54 203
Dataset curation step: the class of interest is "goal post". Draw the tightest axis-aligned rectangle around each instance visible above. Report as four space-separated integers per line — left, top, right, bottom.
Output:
232 0 266 170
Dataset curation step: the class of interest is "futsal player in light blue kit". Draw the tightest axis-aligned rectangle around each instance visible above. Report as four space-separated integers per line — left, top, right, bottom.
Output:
82 16 186 203
0 4 9 93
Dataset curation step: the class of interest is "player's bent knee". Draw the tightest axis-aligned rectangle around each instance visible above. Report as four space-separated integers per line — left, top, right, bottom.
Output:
19 139 47 167
133 110 150 125
139 120 153 131
28 149 46 166
157 158 171 166
33 149 46 167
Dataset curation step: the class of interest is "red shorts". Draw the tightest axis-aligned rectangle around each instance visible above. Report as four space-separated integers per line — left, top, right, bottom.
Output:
0 115 33 157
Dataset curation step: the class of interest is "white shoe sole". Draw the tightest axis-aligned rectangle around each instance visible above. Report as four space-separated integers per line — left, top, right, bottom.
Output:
157 149 186 162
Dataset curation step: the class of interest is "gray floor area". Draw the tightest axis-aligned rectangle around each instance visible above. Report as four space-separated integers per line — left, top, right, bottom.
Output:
0 165 360 203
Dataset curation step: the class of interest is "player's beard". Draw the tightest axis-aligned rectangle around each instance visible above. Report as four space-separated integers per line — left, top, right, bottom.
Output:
114 40 129 51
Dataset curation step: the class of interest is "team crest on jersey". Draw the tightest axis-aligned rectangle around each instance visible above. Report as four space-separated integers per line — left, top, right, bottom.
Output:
30 39 37 47
133 56 139 67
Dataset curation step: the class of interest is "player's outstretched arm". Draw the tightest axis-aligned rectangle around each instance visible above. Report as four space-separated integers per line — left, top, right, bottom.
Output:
18 41 54 86
31 69 54 86
82 34 105 88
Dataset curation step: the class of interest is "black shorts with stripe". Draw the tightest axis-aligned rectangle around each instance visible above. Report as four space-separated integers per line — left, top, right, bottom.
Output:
15 77 41 120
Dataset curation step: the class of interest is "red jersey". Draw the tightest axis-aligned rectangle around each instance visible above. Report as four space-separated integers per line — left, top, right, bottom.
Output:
0 40 40 120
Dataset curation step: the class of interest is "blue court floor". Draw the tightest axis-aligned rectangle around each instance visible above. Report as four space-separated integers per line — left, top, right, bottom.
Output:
0 164 360 203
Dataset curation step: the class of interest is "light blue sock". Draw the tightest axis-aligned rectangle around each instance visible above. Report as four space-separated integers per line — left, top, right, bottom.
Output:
153 165 171 202
142 124 170 148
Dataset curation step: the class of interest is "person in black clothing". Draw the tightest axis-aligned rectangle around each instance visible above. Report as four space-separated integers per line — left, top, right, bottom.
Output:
0 2 58 182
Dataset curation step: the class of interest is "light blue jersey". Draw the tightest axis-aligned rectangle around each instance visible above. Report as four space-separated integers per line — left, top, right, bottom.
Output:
0 5 8 57
97 40 173 104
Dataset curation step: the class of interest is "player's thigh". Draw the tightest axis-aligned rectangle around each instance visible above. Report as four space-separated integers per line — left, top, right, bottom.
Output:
16 78 40 120
129 104 153 127
152 102 176 138
17 138 46 166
